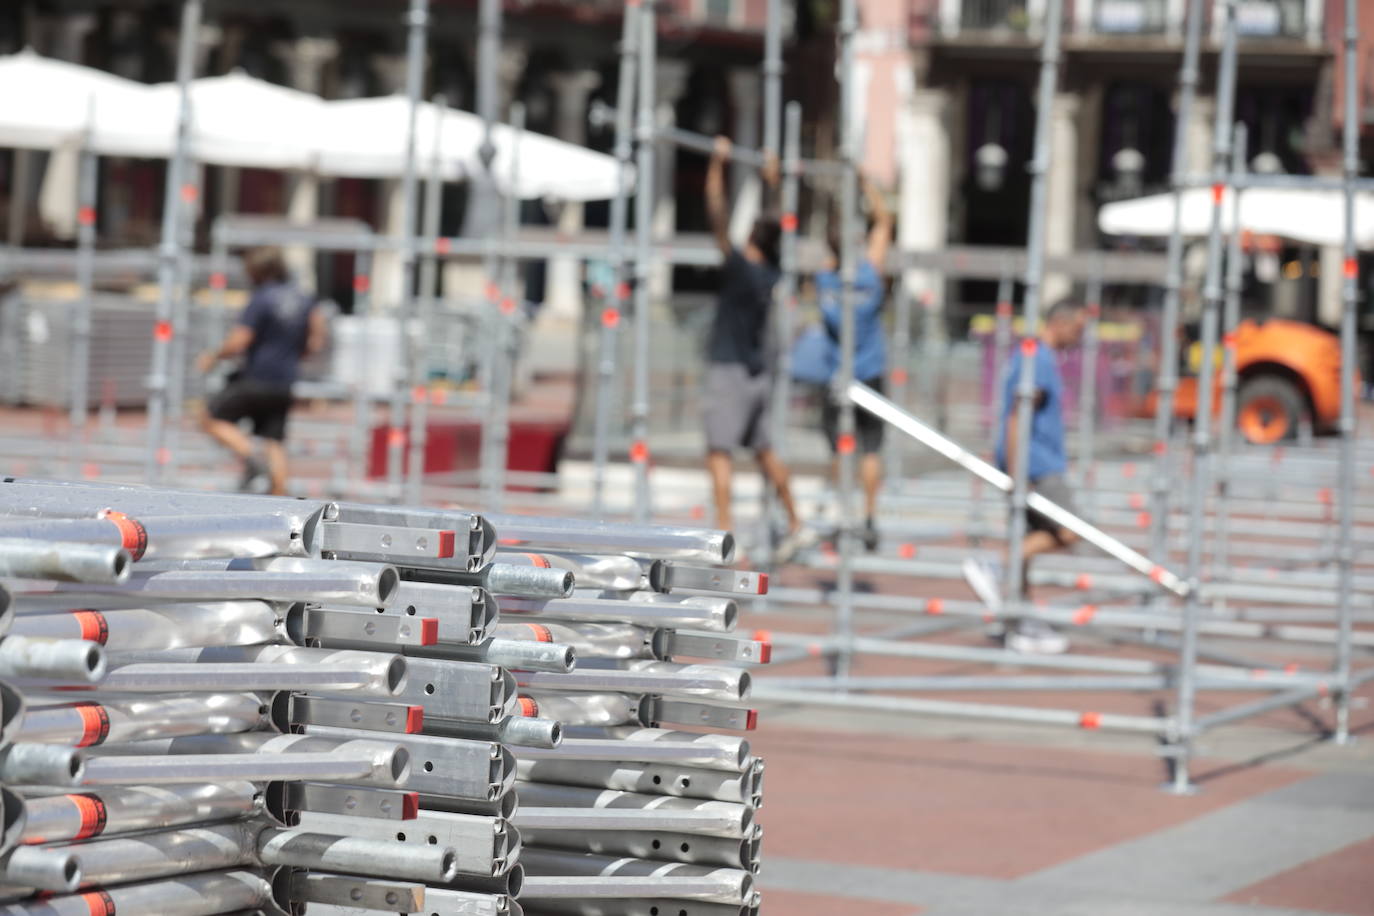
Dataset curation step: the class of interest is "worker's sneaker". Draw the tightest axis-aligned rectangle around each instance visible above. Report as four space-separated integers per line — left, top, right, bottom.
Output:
772 526 819 566
238 456 269 493
861 518 880 553
961 554 1004 612
1005 618 1069 655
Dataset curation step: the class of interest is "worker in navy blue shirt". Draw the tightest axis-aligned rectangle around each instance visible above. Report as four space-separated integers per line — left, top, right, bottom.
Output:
964 299 1085 653
702 135 809 565
197 247 327 494
814 172 894 551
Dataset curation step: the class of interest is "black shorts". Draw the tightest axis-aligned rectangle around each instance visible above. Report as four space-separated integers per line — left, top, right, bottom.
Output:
209 379 294 441
821 376 885 455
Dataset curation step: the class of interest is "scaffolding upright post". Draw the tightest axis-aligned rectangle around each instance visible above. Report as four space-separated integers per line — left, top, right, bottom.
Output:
1333 0 1359 743
350 251 375 492
68 127 98 477
591 0 641 516
887 279 913 482
762 0 783 159
769 103 803 462
1213 125 1247 585
385 0 429 502
1147 0 1205 573
1171 0 1239 795
487 102 526 512
144 0 200 483
629 0 657 523
1004 0 1065 608
991 264 1013 440
405 93 447 506
476 0 504 505
1077 262 1103 517
832 0 860 678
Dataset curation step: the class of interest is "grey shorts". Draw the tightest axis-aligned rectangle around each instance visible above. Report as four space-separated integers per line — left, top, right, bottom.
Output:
1028 474 1075 544
703 363 772 453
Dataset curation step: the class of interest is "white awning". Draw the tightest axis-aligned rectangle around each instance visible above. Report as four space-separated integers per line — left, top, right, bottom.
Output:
1098 186 1374 248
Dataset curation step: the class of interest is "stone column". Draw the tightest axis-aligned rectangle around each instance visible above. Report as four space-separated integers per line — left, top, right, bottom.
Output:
897 88 950 309
1043 92 1079 304
650 60 689 300
544 68 601 318
281 37 338 292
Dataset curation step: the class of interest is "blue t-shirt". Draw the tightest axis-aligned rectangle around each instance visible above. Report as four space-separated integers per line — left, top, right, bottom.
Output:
995 343 1067 480
238 281 316 387
815 259 886 382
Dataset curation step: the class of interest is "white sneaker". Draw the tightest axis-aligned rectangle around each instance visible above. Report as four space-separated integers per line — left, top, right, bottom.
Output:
772 527 819 566
962 555 1004 612
1005 618 1069 654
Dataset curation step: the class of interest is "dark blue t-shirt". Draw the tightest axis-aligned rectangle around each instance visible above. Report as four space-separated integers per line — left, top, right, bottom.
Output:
707 248 780 376
238 282 316 387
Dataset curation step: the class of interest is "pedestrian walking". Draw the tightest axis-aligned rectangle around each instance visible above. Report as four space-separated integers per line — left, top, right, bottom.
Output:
963 299 1086 652
196 247 326 495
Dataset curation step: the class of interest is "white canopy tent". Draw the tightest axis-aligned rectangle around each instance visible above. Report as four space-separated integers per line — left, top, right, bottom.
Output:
0 51 624 203
1098 186 1374 248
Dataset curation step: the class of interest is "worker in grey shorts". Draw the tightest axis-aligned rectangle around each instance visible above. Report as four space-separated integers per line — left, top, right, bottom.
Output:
964 299 1086 653
702 136 809 564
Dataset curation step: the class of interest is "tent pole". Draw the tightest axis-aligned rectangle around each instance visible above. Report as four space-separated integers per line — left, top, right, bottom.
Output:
629 0 657 523
1333 0 1359 744
592 0 641 516
145 0 200 483
1171 0 1239 795
386 0 429 502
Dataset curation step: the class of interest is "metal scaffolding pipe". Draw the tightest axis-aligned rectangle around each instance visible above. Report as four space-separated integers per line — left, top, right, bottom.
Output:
629 0 657 522
0 539 130 585
18 783 260 846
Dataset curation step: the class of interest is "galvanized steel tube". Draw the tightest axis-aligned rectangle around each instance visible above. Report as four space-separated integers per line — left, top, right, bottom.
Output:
0 540 130 585
19 783 260 846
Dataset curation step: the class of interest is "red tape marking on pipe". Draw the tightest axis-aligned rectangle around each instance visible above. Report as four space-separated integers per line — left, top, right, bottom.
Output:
1222 331 1237 349
1123 462 1138 477
401 793 419 819
837 433 856 455
780 213 798 232
524 554 551 569
756 642 772 664
435 237 452 254
419 619 438 646
806 643 823 657
68 793 108 841
1344 257 1358 279
1074 573 1093 590
756 572 769 595
436 531 456 559
81 890 116 916
1020 338 1037 356
1072 605 1097 625
615 281 631 302
891 368 908 385
155 447 171 466
81 463 100 479
925 598 944 615
77 206 96 227
744 710 759 730
752 629 772 643
690 505 705 520
898 543 916 559
518 696 539 717
500 297 517 315
1129 493 1145 509
387 428 406 448
525 623 553 643
353 274 370 294
1079 711 1102 730
995 301 1012 317
1318 487 1333 505
100 510 147 560
73 703 111 748
1284 663 1300 674
71 610 109 646
629 441 649 464
208 271 227 290
485 282 501 303
405 706 425 733
601 308 621 328
1149 566 1166 584
1136 511 1151 529
153 321 173 342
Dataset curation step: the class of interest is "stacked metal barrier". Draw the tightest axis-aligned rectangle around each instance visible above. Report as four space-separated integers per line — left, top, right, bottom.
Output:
0 478 766 915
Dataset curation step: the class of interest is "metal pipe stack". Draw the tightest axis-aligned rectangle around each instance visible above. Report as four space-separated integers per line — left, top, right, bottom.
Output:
0 478 767 915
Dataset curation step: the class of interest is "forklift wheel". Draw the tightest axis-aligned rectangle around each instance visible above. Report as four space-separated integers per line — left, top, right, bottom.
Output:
1236 375 1304 444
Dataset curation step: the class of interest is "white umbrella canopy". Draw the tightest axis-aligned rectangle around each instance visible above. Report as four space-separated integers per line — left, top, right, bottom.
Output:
0 48 155 150
314 96 626 202
1099 186 1374 248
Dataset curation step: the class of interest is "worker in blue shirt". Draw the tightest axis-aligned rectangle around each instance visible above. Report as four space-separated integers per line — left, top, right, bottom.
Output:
814 173 894 551
964 299 1086 652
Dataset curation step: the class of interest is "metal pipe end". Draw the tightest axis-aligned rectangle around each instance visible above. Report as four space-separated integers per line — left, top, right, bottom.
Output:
504 863 524 898
720 532 737 565
736 670 752 701
438 849 458 883
557 570 575 598
1 788 25 853
722 600 739 631
111 549 131 581
389 746 411 785
82 642 107 681
385 656 407 696
377 567 400 606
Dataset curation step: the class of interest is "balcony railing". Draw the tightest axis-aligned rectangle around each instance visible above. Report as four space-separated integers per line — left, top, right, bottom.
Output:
1232 0 1308 39
939 0 1321 40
